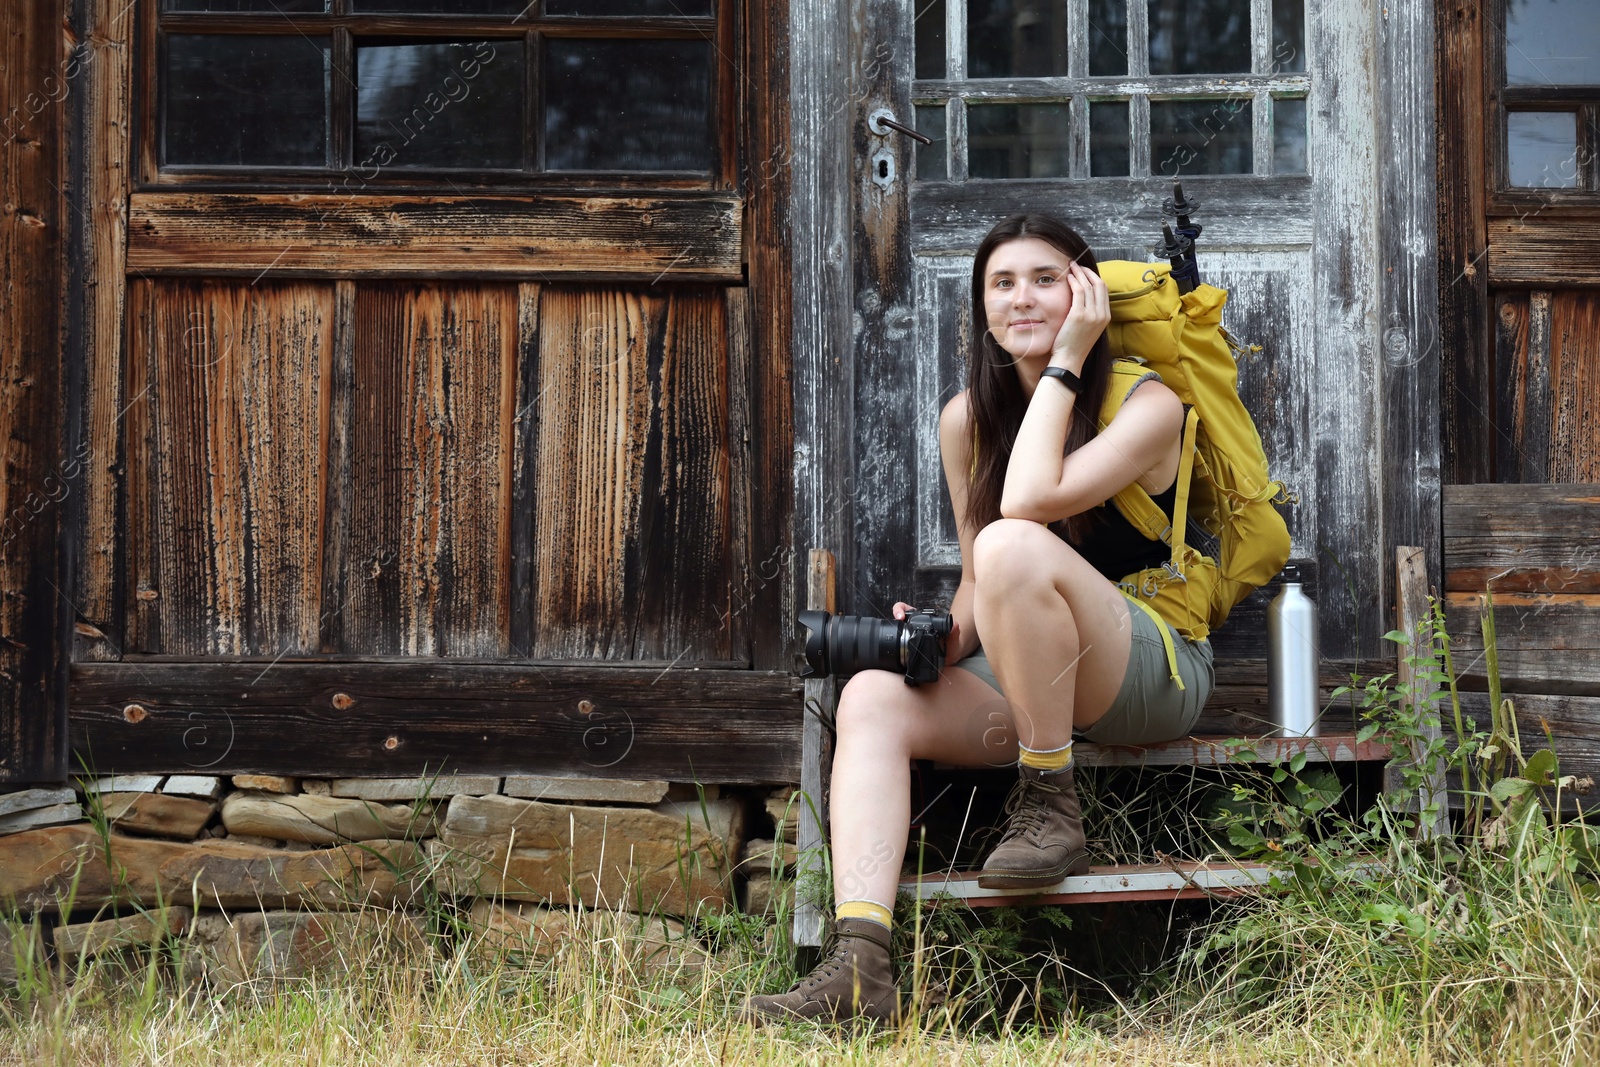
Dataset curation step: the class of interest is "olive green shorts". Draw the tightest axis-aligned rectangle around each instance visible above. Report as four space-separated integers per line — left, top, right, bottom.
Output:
951 601 1214 746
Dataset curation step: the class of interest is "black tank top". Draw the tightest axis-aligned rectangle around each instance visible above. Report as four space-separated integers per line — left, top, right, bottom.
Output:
1052 475 1178 583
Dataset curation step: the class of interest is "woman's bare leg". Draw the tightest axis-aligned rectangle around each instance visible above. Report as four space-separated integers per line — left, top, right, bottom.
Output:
971 518 1136 747
826 664 1018 908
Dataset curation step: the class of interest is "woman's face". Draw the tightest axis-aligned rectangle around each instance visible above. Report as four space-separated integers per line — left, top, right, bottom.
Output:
981 236 1077 362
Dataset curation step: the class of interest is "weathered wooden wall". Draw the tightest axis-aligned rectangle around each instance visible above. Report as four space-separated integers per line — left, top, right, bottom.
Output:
59 0 801 782
0 0 69 783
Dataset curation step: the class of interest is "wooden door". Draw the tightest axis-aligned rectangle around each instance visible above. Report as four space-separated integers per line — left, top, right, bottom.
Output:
1438 0 1600 771
839 0 1434 669
65 0 798 781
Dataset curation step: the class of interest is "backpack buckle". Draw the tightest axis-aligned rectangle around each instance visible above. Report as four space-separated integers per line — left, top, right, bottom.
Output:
1162 560 1187 583
1158 523 1173 545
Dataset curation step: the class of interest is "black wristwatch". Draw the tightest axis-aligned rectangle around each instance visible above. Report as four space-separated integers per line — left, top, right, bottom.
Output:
1041 365 1083 392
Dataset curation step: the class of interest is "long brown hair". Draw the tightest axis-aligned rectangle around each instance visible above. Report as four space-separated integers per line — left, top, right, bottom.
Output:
965 214 1114 546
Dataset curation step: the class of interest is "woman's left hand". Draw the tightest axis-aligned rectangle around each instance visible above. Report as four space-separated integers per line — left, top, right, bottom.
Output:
1050 262 1111 369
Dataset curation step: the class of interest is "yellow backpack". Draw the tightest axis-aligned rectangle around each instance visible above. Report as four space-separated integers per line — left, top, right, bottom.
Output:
1095 259 1293 652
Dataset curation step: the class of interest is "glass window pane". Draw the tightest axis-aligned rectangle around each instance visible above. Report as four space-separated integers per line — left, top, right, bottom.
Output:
1089 100 1129 176
1273 96 1307 173
1149 0 1251 76
968 0 1070 79
1150 98 1252 175
545 39 713 171
915 104 947 181
1271 0 1306 73
165 0 324 9
1507 111 1579 188
356 41 525 171
967 102 1071 178
1506 0 1600 86
354 0 529 10
164 35 328 167
1088 0 1128 77
915 0 947 80
544 0 714 13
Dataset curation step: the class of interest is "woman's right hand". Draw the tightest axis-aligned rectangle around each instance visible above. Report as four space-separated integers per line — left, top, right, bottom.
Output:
891 602 913 621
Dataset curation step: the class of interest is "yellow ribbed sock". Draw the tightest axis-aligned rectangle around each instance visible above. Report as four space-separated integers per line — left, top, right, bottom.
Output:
835 899 893 930
1018 741 1074 772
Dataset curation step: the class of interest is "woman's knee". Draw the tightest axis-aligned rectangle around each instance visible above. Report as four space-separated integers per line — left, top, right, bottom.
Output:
836 669 918 746
973 518 1056 591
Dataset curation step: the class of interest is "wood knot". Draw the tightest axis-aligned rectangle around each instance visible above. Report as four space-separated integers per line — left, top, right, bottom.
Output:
136 586 159 601
122 703 148 723
578 699 595 716
332 692 355 710
383 735 399 750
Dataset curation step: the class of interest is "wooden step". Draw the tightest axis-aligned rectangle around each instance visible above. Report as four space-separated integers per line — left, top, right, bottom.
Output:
900 860 1276 906
927 732 1388 771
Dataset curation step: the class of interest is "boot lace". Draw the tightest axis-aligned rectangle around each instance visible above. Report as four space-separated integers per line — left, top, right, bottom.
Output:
996 774 1063 843
797 941 852 992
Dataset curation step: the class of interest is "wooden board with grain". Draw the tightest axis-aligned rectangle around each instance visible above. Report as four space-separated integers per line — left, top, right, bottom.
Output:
69 662 802 781
1444 591 1600 695
123 279 334 657
530 287 737 662
75 0 137 664
126 193 744 280
1445 483 1600 594
0 0 69 782
335 283 517 658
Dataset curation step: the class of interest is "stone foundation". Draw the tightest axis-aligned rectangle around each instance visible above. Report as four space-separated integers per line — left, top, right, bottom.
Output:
0 776 801 981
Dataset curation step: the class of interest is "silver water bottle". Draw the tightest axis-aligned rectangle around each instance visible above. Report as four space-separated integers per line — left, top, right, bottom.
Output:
1267 564 1319 737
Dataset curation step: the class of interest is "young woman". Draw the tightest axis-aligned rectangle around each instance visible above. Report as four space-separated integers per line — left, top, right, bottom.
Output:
739 213 1217 1026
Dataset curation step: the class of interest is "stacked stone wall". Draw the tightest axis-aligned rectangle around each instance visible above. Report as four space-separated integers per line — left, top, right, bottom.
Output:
0 775 802 982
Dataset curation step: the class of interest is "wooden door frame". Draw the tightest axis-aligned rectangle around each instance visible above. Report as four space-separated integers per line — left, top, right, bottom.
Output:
61 0 803 781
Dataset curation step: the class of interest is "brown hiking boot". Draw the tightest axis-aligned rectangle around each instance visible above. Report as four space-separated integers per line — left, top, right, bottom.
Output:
737 918 901 1027
977 763 1091 889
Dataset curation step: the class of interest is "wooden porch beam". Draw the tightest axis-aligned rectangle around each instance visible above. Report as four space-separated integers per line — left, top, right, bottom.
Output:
69 662 802 782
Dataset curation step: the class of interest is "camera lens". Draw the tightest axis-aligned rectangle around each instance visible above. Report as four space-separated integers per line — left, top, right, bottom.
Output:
797 611 904 678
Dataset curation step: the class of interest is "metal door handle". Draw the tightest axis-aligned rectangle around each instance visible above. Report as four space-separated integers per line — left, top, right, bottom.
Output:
867 108 932 145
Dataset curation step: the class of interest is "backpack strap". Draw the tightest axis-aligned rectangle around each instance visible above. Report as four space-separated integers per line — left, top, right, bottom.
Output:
1123 592 1185 692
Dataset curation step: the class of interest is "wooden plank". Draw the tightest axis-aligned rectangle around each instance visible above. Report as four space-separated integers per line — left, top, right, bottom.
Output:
900 861 1278 907
1457 691 1600 778
68 663 803 781
788 0 853 951
530 287 735 662
910 177 1313 254
318 281 357 653
126 193 744 280
1376 0 1443 634
742 0 797 673
0 0 68 782
339 283 516 658
1307 0 1382 664
1495 291 1553 482
724 288 754 666
508 283 541 659
1444 483 1600 593
75 0 136 663
124 281 335 657
795 549 837 953
851 0 918 621
1435 0 1491 485
1547 291 1600 482
1385 547 1450 837
1444 591 1600 694
1487 219 1600 288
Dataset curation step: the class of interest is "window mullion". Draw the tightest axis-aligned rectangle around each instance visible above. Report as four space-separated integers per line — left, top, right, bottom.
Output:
948 97 968 182
1126 0 1149 79
1253 90 1271 175
1251 0 1271 74
331 27 354 172
534 27 547 173
1127 0 1149 178
947 0 965 80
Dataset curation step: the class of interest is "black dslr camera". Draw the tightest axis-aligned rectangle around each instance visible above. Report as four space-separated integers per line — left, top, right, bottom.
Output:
797 607 954 687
